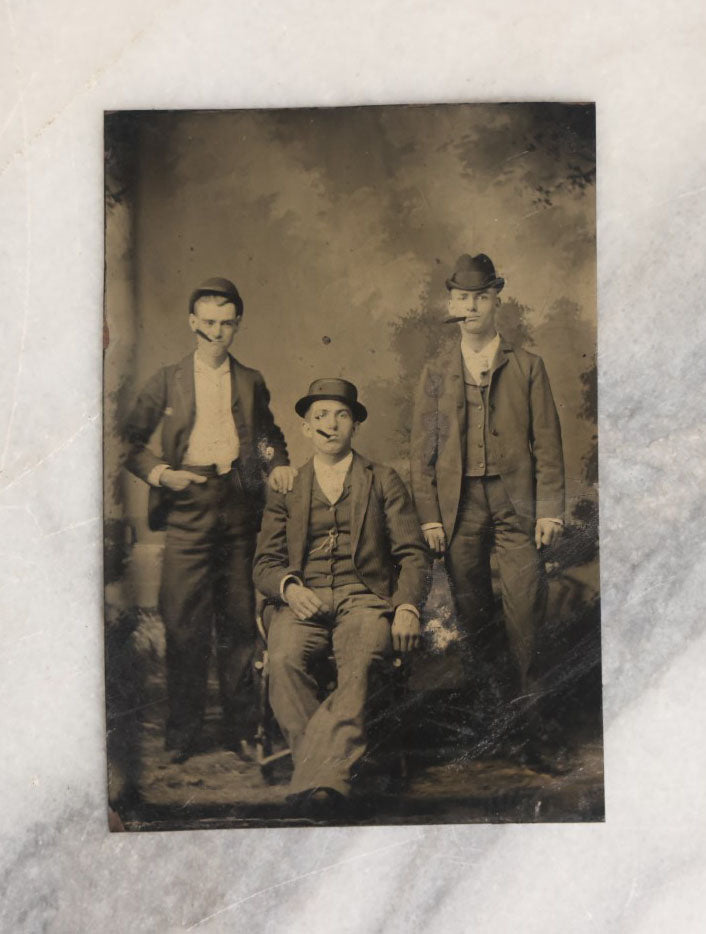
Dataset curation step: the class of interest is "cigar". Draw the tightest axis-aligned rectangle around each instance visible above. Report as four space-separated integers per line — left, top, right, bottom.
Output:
443 316 470 324
316 429 334 439
195 328 213 342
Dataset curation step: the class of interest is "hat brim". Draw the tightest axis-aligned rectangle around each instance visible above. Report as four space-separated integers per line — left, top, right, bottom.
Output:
189 287 243 317
295 394 367 423
445 276 505 293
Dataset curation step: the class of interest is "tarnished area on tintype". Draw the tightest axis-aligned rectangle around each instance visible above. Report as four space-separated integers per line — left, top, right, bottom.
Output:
104 104 602 830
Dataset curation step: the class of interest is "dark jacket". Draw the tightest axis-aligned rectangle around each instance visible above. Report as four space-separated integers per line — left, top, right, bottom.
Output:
123 352 288 530
253 452 432 610
410 338 565 538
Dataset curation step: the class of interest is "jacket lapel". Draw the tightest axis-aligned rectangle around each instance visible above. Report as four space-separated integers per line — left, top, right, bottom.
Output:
447 344 466 431
228 354 241 411
489 338 512 381
349 452 373 558
287 459 313 570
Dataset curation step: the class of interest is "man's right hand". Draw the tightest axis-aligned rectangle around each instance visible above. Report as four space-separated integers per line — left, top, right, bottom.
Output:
160 469 208 492
423 526 447 555
284 582 325 621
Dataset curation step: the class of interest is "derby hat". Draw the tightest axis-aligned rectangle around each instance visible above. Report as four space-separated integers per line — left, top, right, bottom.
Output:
189 277 244 317
295 378 368 423
445 253 504 293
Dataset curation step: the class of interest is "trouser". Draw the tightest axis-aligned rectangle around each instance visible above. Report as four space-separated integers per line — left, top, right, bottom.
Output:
445 476 547 734
158 464 261 750
267 581 393 797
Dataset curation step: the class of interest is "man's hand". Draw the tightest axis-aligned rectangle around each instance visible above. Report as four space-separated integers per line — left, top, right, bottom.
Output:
284 582 325 621
423 526 446 555
160 469 208 492
391 607 421 653
268 465 298 493
535 518 562 550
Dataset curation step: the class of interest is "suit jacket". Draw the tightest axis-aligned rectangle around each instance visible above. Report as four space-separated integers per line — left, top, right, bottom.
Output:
123 352 288 530
410 338 565 539
253 452 432 610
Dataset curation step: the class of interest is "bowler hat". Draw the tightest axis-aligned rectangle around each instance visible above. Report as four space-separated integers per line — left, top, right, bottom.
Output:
295 378 368 423
189 277 244 317
446 253 504 293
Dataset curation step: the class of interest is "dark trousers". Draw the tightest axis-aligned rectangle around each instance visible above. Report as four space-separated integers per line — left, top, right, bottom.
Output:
445 476 547 733
267 582 393 797
158 466 261 750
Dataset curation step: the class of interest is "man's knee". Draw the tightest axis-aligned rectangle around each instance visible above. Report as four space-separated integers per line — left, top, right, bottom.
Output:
267 611 319 674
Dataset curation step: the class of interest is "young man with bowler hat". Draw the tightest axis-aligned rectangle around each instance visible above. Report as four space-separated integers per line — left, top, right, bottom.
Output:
410 253 567 772
124 277 295 763
253 378 431 813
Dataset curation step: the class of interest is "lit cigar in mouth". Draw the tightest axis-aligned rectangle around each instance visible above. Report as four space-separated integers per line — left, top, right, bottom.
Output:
316 429 334 439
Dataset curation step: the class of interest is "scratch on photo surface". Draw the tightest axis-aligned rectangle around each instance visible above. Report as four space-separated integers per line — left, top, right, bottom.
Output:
0 412 99 495
186 834 425 930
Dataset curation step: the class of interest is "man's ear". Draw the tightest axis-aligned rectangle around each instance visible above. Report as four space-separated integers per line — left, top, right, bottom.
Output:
300 419 312 440
188 313 197 333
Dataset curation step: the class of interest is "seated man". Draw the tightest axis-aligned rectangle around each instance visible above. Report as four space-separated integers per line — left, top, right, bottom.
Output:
253 378 431 811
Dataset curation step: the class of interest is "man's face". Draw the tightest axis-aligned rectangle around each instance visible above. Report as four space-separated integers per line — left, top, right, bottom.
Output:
189 297 239 355
447 287 499 336
302 400 356 456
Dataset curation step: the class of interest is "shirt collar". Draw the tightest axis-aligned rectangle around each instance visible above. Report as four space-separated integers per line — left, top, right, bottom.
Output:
461 332 500 360
194 351 231 377
313 451 353 476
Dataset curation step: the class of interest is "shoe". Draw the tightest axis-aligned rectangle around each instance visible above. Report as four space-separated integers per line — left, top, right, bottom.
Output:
290 787 346 817
171 745 197 764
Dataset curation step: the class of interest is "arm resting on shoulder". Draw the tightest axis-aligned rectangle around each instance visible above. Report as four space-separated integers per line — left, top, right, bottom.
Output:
382 468 433 611
409 365 444 527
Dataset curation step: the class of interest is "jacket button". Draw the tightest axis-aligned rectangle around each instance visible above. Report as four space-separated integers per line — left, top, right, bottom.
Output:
491 429 499 436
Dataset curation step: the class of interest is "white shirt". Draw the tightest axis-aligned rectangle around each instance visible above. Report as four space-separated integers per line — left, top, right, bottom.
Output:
313 451 353 504
148 353 239 485
460 332 501 385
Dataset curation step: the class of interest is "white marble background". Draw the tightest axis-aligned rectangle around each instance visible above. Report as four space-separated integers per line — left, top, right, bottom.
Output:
2 1 705 930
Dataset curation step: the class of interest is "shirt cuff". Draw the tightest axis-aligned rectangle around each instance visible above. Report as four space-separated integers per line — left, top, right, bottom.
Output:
147 464 170 487
540 518 564 526
420 522 444 531
280 574 303 602
395 604 420 618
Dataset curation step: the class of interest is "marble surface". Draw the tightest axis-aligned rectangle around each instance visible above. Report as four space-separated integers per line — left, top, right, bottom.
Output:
2 1 706 930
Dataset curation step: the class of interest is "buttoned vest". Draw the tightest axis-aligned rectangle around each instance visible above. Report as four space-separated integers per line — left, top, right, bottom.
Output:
463 359 500 477
302 473 358 588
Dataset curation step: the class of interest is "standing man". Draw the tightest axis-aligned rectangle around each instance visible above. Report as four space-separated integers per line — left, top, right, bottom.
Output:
254 379 431 812
410 253 566 771
124 277 295 763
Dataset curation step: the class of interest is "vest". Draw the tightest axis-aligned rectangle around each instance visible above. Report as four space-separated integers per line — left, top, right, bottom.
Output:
463 360 500 477
301 472 358 588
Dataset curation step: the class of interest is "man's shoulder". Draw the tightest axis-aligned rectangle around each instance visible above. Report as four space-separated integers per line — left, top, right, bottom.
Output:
504 342 542 363
354 453 403 487
229 355 265 383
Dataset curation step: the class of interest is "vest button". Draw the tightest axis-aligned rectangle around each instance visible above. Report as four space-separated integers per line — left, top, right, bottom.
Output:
491 429 499 436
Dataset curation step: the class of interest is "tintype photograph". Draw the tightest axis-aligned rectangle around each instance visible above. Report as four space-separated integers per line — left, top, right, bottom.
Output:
104 103 602 831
